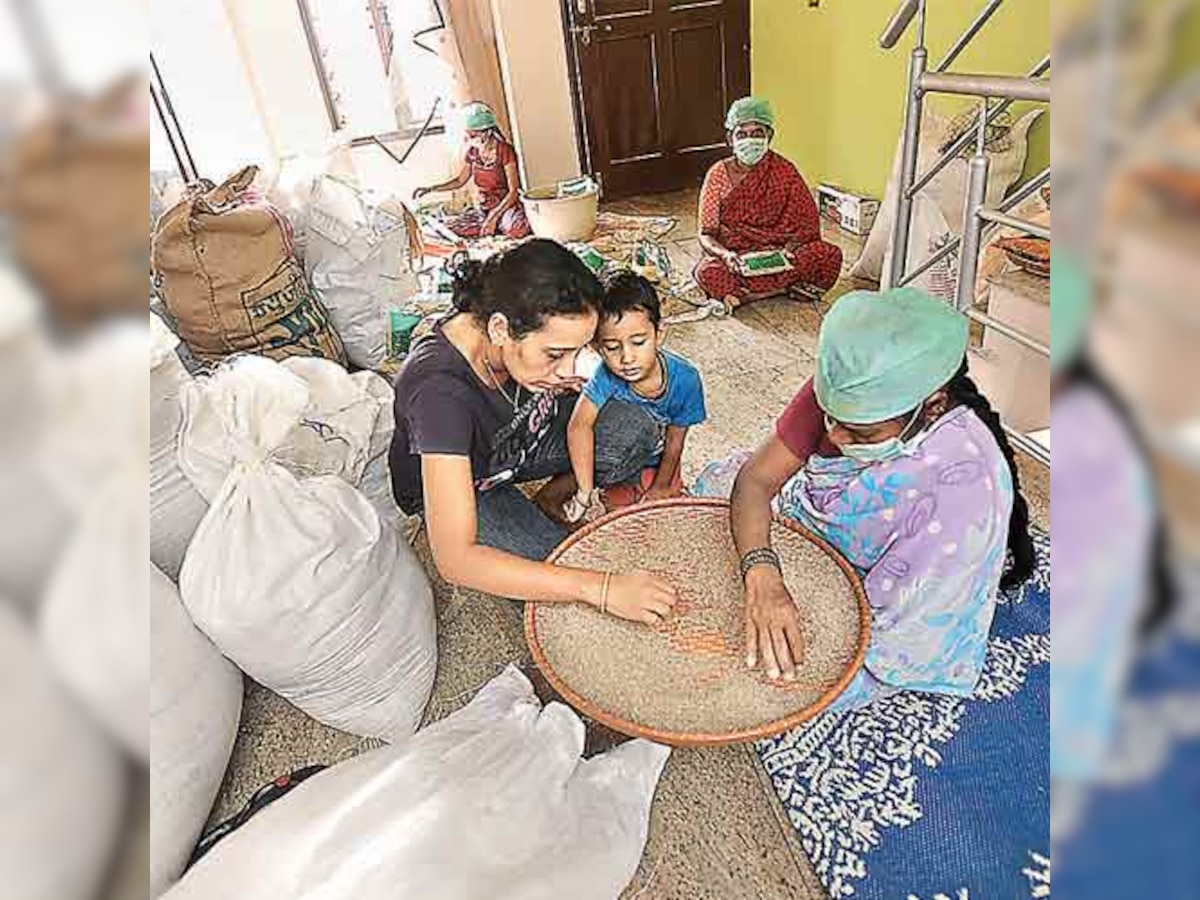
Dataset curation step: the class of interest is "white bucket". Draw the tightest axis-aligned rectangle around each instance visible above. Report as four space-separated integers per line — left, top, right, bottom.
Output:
521 183 600 242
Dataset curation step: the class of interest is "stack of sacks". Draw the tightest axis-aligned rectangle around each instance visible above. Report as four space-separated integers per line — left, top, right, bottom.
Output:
178 355 436 740
165 667 670 900
0 603 125 900
36 320 244 898
0 267 73 610
151 312 210 580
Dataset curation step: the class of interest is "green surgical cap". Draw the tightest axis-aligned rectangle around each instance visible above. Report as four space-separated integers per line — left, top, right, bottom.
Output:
725 96 775 131
462 102 498 132
1050 252 1091 373
815 287 969 424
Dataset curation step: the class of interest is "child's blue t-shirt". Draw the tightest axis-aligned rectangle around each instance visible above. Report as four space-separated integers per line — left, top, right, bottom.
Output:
582 350 707 428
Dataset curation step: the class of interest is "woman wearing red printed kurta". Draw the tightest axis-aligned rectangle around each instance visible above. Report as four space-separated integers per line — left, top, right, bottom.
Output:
695 97 843 310
413 102 531 240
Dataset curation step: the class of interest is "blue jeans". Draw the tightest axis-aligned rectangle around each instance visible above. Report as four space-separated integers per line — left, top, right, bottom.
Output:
475 400 661 561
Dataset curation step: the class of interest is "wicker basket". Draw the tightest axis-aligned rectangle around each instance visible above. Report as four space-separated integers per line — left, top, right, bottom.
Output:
526 498 870 747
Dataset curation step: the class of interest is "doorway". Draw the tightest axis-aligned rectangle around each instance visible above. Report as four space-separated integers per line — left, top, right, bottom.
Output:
562 0 750 199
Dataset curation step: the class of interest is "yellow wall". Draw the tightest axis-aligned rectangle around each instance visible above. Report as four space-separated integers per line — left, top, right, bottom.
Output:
751 0 1051 199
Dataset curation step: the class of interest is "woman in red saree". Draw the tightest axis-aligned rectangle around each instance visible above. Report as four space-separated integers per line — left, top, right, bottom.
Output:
413 102 531 241
695 97 842 309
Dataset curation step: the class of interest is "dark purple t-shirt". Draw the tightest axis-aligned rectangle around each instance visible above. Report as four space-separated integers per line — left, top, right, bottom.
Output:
389 324 562 514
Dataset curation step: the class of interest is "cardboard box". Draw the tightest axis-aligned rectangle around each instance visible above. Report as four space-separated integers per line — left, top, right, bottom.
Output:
817 183 881 236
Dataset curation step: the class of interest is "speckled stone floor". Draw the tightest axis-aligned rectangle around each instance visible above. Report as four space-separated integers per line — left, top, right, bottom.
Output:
202 190 1050 900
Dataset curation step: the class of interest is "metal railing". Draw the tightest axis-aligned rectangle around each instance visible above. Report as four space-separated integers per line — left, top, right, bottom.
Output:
880 0 1051 468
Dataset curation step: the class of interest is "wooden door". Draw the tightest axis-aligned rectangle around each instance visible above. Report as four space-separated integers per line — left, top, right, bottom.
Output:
564 0 750 198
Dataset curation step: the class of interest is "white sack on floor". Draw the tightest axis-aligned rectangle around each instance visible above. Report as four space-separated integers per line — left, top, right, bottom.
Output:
165 666 670 900
179 355 405 531
39 320 149 512
150 561 242 898
40 460 149 759
0 268 72 610
0 603 125 900
151 313 209 581
302 174 420 370
850 108 1041 284
179 355 435 740
879 194 958 301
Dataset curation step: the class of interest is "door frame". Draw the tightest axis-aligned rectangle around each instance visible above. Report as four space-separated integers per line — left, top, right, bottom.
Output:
558 0 596 188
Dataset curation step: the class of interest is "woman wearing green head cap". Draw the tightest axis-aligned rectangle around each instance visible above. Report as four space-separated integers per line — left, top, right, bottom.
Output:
694 96 844 310
694 287 1035 710
413 101 531 240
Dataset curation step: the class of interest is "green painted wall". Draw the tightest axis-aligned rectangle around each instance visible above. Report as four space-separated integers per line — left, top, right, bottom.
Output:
751 0 1051 199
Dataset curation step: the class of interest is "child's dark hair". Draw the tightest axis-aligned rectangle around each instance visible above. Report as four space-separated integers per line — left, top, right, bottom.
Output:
447 239 602 338
601 270 661 328
945 360 1036 590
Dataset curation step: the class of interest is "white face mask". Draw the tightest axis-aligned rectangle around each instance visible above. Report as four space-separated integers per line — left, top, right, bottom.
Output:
834 406 926 465
733 136 769 167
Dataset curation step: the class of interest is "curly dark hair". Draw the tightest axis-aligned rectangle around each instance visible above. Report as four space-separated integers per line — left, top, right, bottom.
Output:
446 239 602 338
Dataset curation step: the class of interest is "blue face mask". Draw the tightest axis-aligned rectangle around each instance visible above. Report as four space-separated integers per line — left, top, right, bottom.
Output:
834 406 926 465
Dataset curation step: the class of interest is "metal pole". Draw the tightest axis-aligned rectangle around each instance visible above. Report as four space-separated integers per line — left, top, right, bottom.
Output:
885 43 928 289
1003 421 1050 468
966 308 1050 358
955 100 991 311
976 209 1052 241
907 55 1049 199
919 72 1051 103
936 0 1005 72
879 0 922 48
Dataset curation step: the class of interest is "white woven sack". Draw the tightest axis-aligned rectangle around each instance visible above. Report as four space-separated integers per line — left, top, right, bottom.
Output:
0 603 125 900
151 313 209 581
150 561 242 897
40 459 149 759
165 667 670 900
179 356 436 740
303 174 420 369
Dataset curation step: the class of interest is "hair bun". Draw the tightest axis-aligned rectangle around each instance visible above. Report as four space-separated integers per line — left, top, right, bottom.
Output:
447 251 486 313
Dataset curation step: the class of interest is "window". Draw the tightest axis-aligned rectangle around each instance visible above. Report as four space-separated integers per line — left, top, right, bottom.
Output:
300 0 448 141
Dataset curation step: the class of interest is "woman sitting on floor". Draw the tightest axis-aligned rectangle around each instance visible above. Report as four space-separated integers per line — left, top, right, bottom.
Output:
695 287 1035 711
413 102 531 240
694 96 844 311
388 239 676 625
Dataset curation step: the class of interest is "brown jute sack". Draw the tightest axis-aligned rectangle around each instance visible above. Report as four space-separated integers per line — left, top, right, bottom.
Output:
152 166 346 365
2 78 148 329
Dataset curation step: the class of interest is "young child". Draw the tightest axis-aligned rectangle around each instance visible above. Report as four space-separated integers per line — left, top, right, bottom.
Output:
563 271 707 522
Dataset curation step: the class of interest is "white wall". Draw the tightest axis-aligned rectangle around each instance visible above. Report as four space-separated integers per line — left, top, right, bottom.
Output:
491 0 581 189
151 0 273 178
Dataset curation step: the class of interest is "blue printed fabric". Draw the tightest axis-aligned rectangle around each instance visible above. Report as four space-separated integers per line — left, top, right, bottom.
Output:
756 530 1052 899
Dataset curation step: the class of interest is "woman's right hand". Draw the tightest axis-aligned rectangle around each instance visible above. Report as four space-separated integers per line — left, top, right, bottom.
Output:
743 566 805 680
601 571 678 625
412 186 432 200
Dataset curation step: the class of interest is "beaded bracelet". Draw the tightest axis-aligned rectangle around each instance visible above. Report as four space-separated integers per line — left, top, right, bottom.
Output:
739 547 782 582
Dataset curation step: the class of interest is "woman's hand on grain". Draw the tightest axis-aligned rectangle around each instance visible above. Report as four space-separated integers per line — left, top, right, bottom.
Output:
604 571 678 626
743 566 804 680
